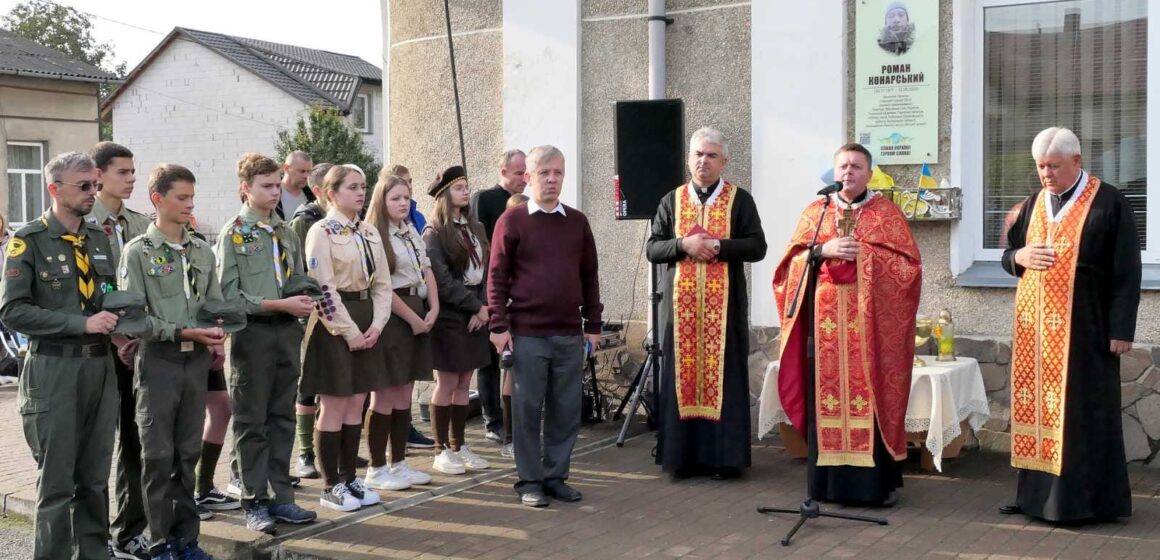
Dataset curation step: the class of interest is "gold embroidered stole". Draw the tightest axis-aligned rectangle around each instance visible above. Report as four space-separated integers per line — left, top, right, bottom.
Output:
672 182 735 420
1011 176 1100 475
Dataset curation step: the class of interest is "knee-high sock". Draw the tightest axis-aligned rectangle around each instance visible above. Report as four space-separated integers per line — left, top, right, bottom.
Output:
314 429 342 488
195 441 223 496
296 413 316 457
450 404 468 451
390 408 411 464
366 411 392 468
339 424 362 483
501 395 513 444
430 403 451 452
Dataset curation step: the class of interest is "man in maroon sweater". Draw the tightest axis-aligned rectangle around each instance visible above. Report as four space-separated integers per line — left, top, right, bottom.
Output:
488 145 603 508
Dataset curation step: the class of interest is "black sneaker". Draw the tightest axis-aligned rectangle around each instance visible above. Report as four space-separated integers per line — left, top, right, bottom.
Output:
197 504 214 521
268 502 318 524
196 488 240 511
243 506 277 535
406 426 435 448
290 475 301 488
297 454 320 479
485 430 503 443
110 534 150 560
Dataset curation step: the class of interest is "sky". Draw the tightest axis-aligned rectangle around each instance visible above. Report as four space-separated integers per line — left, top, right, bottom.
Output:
0 0 385 71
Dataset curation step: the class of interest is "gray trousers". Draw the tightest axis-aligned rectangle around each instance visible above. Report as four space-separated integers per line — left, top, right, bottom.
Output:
111 357 147 548
511 334 584 493
20 347 117 560
229 319 303 508
135 341 210 555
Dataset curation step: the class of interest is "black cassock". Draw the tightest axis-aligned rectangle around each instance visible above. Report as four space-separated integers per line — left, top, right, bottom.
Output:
646 185 767 475
1002 180 1141 523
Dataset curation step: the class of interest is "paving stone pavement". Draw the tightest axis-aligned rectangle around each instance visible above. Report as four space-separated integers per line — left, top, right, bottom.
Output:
2 387 1159 559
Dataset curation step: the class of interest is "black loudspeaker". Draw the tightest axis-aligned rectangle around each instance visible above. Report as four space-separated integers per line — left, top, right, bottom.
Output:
614 99 686 220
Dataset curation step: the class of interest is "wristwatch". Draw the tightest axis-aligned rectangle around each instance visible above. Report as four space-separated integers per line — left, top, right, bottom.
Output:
712 239 721 252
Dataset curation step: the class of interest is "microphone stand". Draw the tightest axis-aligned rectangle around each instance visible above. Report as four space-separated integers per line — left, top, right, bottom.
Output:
757 191 888 546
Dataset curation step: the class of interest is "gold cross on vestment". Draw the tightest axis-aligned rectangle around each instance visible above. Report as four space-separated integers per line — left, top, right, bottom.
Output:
1044 390 1060 413
820 317 838 336
821 393 840 413
1045 312 1064 332
1019 310 1034 326
851 394 869 413
1052 235 1073 255
1018 387 1034 406
848 320 859 334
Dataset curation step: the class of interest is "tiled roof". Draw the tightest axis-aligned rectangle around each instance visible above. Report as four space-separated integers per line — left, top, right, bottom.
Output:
101 27 380 114
0 28 118 82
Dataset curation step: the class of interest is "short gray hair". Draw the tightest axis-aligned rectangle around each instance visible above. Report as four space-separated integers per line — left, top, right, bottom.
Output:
689 127 729 158
1031 127 1081 159
44 152 96 184
498 149 526 169
526 145 564 172
286 150 312 165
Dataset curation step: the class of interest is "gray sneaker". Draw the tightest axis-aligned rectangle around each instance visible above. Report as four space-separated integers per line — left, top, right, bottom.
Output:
109 534 150 560
243 506 277 535
268 502 317 524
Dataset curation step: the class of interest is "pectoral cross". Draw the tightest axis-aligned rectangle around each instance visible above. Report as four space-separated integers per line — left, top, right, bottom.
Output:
838 207 855 237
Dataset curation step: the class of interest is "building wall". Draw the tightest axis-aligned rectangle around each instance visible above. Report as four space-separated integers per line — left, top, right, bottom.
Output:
357 82 386 162
109 38 309 233
0 75 102 223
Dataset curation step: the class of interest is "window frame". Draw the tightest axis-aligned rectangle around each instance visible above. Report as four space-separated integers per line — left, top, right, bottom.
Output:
951 0 1160 285
5 141 47 226
351 93 371 134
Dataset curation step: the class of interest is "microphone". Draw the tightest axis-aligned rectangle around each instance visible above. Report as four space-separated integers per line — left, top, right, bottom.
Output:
816 182 842 196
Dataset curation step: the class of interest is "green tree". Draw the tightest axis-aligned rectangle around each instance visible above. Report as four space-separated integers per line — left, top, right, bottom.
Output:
274 105 383 185
2 0 127 140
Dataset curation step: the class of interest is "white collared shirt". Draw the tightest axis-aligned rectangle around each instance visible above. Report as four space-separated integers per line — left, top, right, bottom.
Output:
528 201 567 216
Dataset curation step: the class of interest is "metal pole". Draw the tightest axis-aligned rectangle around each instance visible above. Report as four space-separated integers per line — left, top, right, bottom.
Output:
647 0 666 100
443 0 468 172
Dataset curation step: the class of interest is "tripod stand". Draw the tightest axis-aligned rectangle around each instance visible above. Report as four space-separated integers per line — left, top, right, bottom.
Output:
613 265 662 446
756 190 887 546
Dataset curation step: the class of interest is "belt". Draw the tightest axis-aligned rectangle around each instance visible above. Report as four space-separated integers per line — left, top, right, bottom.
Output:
339 289 371 301
248 314 295 324
30 340 110 358
394 286 423 297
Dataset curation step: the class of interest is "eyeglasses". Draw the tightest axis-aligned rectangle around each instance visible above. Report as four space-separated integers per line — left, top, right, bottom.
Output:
54 180 98 192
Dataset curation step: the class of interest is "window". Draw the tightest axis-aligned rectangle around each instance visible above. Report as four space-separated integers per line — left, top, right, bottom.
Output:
351 93 371 134
6 142 46 224
953 0 1157 280
983 0 1148 250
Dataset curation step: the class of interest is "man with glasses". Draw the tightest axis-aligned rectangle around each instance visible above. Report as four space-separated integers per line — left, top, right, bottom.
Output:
0 152 121 559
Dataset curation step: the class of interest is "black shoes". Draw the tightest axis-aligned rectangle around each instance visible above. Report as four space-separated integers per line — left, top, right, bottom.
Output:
999 504 1022 515
520 490 550 508
544 481 582 503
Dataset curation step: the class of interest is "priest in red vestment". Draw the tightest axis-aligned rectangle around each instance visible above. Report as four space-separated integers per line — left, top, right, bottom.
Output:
774 143 921 506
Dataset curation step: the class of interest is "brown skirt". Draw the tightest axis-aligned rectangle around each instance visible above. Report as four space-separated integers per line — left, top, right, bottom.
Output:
382 292 434 385
300 297 390 397
430 284 492 371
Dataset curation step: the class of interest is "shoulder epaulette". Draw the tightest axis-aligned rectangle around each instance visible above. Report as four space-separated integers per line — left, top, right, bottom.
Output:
14 220 47 236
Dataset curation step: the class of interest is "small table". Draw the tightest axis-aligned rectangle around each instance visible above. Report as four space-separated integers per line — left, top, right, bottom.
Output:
758 356 991 472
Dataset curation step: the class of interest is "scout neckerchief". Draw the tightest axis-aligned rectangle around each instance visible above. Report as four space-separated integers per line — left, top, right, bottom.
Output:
59 228 95 312
672 179 735 421
1011 173 1100 476
393 222 423 278
350 219 376 284
254 221 290 288
454 218 482 269
164 239 197 300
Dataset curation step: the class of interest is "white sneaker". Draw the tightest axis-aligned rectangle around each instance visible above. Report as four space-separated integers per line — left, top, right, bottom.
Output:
347 477 380 506
364 465 411 491
501 442 514 459
319 483 361 512
225 479 243 497
390 460 432 485
456 445 491 470
432 448 466 475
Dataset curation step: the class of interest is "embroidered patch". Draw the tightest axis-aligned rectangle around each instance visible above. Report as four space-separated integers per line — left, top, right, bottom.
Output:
5 267 20 278
6 238 26 258
119 265 129 279
308 257 319 270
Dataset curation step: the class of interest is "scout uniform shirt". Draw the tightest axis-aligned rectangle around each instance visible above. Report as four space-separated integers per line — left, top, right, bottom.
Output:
119 224 223 341
387 220 430 295
0 210 117 338
304 211 393 342
86 196 152 269
215 205 305 315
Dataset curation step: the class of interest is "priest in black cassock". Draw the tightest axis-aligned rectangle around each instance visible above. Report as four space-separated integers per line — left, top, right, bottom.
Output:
1001 126 1141 524
647 127 767 480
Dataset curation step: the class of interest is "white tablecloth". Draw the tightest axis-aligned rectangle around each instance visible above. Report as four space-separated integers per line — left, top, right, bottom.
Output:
758 356 991 472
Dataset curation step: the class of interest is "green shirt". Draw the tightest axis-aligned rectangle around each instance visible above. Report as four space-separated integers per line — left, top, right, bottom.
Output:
120 223 222 342
85 196 152 269
215 204 306 315
0 210 118 338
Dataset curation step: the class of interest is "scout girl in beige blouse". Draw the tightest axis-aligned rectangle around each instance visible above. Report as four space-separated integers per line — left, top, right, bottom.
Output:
300 164 393 512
